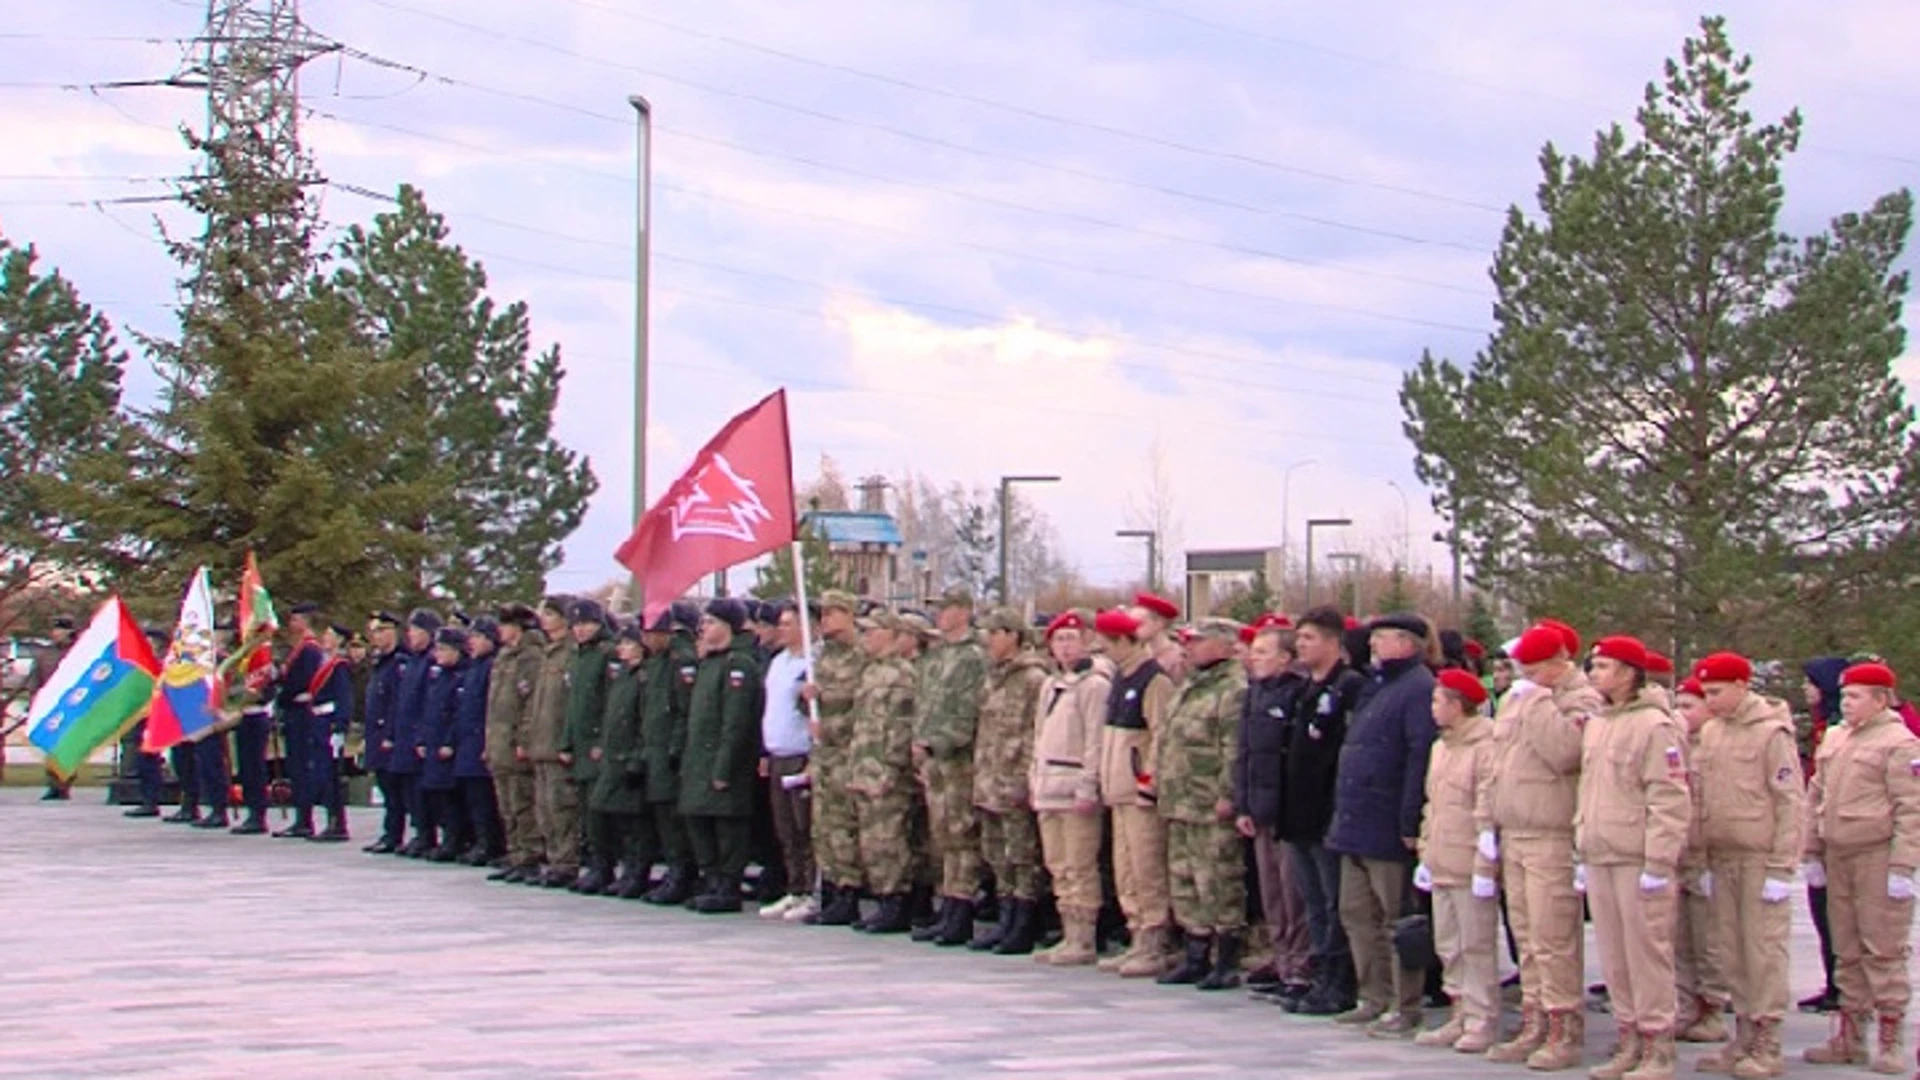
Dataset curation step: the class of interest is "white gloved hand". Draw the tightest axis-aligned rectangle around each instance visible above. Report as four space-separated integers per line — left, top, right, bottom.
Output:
1413 863 1434 893
1696 871 1714 898
1890 873 1916 902
1471 874 1498 900
1638 872 1670 893
1477 829 1500 863
1804 861 1827 889
1760 877 1792 904
330 733 346 756
1573 863 1588 894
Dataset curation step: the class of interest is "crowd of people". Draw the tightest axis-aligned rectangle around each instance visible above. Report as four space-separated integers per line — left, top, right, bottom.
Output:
29 589 1920 1080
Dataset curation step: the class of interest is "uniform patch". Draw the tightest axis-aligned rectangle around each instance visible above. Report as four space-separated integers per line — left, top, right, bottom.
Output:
1775 766 1793 783
1307 722 1323 741
1267 706 1284 719
516 680 531 695
1124 689 1138 702
1665 746 1682 769
1317 694 1334 716
729 670 745 687
1909 758 1920 778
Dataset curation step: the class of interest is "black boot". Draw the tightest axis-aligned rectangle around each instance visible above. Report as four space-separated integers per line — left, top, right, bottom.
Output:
907 885 937 931
273 817 315 839
1296 954 1356 1015
573 863 612 894
683 872 715 910
862 893 913 934
310 813 350 843
644 865 695 905
1263 955 1317 1007
229 814 267 835
912 898 960 943
811 883 860 927
192 809 230 830
124 804 161 819
1196 932 1243 991
934 898 976 947
992 899 1040 956
163 804 200 824
970 895 1017 951
398 837 433 858
40 786 67 801
428 844 460 863
1158 933 1212 986
695 874 744 914
613 868 650 900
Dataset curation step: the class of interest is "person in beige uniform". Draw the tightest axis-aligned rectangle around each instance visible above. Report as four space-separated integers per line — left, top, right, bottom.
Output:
1801 661 1920 1074
1691 651 1804 1079
1095 608 1176 978
1487 620 1601 1070
1576 637 1692 1080
1672 677 1731 1045
1413 669 1502 1054
1131 593 1185 685
1029 611 1111 967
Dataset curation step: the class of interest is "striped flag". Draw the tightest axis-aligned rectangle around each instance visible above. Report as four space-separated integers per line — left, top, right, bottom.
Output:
237 551 277 695
141 567 222 753
26 597 163 781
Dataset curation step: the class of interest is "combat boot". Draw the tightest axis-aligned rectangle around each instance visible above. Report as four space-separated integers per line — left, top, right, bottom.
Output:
1729 1018 1783 1079
486 863 519 882
1589 1024 1643 1079
1679 997 1729 1043
970 895 1016 951
992 899 1039 955
229 813 268 835
273 817 315 839
1525 1010 1583 1071
1415 1011 1467 1049
163 803 200 824
912 899 960 943
572 863 612 894
861 893 912 933
1803 1010 1867 1066
428 844 461 863
1624 1029 1676 1080
933 899 975 946
398 836 432 858
1489 1007 1547 1062
609 866 646 899
1117 925 1173 978
1039 907 1098 966
1867 1013 1905 1075
695 874 744 914
310 812 350 843
124 804 161 819
192 808 230 829
1196 931 1243 991
1456 1016 1501 1054
644 865 696 905
812 883 862 927
1157 933 1212 985
1696 1016 1752 1073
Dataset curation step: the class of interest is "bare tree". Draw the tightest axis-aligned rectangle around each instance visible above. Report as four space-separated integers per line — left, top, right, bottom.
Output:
1122 439 1183 592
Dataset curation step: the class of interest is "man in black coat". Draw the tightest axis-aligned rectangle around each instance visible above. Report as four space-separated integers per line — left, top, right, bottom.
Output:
1323 612 1438 1037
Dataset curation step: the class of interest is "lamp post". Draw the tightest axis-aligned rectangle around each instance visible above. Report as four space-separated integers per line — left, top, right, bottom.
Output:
998 474 1060 604
628 94 652 596
1280 458 1318 579
1116 529 1158 592
1303 517 1353 608
1385 480 1411 571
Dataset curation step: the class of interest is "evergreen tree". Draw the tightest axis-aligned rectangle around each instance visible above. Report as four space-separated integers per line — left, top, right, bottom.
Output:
1224 569 1275 624
1464 592 1502 650
751 521 848 601
1401 17 1915 659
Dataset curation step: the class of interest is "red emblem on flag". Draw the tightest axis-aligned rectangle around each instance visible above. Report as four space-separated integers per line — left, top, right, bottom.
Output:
616 391 797 622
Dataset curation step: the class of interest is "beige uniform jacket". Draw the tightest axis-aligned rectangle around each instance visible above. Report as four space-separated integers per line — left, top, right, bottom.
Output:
1029 660 1111 812
1489 666 1603 838
1805 709 1920 875
1575 690 1692 879
1418 713 1499 887
1696 693 1803 878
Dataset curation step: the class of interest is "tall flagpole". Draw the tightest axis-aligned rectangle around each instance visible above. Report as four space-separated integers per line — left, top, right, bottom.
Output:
789 540 821 728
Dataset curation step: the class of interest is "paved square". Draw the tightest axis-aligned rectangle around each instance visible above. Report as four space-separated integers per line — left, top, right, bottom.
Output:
0 791 1880 1078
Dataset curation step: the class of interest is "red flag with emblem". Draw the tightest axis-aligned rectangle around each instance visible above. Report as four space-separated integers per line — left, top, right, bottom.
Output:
615 390 796 619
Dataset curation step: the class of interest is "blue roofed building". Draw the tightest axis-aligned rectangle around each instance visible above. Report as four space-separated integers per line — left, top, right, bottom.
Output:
801 506 906 603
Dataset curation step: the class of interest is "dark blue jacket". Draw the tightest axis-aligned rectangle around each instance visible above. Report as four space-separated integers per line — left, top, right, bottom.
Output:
363 650 401 771
387 648 431 777
276 636 323 723
1325 657 1437 862
1234 672 1304 829
453 655 493 780
1276 662 1366 846
312 656 353 736
419 658 463 791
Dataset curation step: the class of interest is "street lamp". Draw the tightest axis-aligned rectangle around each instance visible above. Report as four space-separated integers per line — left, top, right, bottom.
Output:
1115 529 1158 592
628 94 653 595
1303 517 1353 609
1280 458 1318 577
998 475 1060 604
1385 480 1411 570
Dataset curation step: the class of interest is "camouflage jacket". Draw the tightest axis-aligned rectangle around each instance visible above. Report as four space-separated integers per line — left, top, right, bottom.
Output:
811 635 866 768
524 635 576 761
558 633 615 783
483 638 541 773
915 636 987 759
972 651 1049 813
1155 657 1247 824
848 655 916 798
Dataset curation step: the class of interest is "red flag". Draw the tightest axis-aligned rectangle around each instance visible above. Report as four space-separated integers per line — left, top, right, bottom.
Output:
615 390 797 616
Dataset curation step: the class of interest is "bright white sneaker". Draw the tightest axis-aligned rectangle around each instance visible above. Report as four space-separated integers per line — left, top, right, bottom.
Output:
781 896 819 922
759 894 800 919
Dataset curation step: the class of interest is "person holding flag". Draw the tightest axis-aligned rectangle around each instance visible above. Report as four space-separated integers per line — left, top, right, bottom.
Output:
230 554 280 836
143 567 224 825
190 621 237 831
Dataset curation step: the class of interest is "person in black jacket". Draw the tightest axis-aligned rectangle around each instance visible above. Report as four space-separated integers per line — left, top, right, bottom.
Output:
1324 612 1439 1038
1275 606 1368 1016
1234 625 1311 1003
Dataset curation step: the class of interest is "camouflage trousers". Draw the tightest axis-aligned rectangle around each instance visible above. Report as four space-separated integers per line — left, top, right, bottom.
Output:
811 762 862 886
978 808 1041 901
531 761 581 873
1166 818 1246 934
920 755 982 898
491 764 538 867
856 791 915 895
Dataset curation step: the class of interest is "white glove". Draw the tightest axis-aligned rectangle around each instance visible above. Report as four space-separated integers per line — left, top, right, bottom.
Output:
1477 829 1500 863
1696 871 1714 898
1804 861 1827 889
1471 874 1498 899
330 734 346 756
1760 877 1792 904
1413 863 1434 893
1573 863 1587 894
1638 872 1670 893
1890 873 1916 902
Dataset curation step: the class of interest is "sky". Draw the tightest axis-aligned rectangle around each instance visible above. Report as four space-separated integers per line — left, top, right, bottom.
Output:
2 0 1916 597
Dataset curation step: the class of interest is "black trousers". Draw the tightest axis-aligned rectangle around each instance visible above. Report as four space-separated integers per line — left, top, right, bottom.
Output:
686 815 751 877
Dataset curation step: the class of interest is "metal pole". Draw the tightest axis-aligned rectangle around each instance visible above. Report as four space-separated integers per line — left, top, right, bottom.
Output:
997 478 1010 605
1305 529 1315 609
1116 529 1157 592
1386 480 1411 570
628 95 652 588
1281 458 1317 602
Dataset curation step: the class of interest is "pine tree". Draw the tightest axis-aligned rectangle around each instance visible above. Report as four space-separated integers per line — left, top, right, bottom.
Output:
1401 17 1915 659
1464 593 1502 650
751 521 847 602
1224 569 1275 624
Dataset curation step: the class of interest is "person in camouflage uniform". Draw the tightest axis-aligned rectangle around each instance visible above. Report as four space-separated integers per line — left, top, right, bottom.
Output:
1155 617 1251 991
484 604 544 883
558 599 616 893
588 620 652 899
970 606 1049 955
801 589 866 926
894 612 938 927
639 602 701 905
525 597 580 887
911 588 989 947
677 598 766 914
846 610 919 934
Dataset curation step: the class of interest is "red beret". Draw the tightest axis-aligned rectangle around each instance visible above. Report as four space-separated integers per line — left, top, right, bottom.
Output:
1343 615 1360 631
1591 635 1649 670
1842 662 1897 690
1093 609 1140 640
1536 618 1580 658
1677 677 1705 699
1645 651 1674 675
1135 593 1179 621
1045 611 1085 640
1436 668 1488 707
1463 639 1486 661
1511 625 1566 666
1693 652 1753 685
1237 625 1257 645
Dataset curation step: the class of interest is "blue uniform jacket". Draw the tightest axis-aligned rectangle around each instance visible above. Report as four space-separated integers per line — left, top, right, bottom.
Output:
312 658 354 736
363 650 401 772
1325 657 1438 863
276 636 323 730
453 654 493 780
387 648 431 777
419 659 463 791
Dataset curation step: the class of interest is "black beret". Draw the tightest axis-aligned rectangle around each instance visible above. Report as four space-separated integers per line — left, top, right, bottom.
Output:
669 600 701 633
705 598 747 633
288 602 320 617
496 603 538 630
570 598 606 625
369 610 401 627
329 623 353 640
470 617 501 645
433 626 469 649
408 608 443 634
51 615 76 631
1369 612 1430 640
